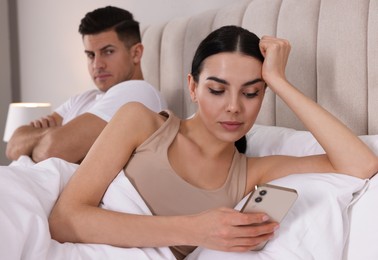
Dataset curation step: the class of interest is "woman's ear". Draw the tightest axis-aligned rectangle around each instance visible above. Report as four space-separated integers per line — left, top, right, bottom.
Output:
187 74 197 102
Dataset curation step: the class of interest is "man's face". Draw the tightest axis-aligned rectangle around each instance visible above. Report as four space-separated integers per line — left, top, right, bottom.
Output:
83 30 140 92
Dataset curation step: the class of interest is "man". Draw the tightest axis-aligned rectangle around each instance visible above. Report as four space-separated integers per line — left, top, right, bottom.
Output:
6 6 167 163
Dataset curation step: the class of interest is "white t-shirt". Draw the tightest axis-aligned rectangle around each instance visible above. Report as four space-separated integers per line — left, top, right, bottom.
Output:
55 80 167 124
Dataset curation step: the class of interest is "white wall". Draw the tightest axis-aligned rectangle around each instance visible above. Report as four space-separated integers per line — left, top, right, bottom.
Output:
17 0 238 109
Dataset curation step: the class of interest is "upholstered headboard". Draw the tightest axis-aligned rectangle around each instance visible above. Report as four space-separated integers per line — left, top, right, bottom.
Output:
141 0 378 135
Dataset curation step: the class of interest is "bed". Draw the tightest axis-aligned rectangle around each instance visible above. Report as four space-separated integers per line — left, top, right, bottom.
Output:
1 0 378 259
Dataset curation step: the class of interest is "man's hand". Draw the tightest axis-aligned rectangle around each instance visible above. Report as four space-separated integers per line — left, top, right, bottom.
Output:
6 112 63 161
30 115 61 128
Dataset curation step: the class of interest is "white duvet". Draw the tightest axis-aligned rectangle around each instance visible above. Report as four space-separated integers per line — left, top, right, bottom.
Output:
0 157 174 260
0 155 376 260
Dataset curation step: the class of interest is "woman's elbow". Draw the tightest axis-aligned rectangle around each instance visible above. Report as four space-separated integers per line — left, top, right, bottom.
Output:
355 155 378 179
49 207 77 243
48 214 64 242
366 156 378 179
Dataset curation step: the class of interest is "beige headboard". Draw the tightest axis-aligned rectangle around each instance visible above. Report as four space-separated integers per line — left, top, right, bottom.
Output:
141 0 378 135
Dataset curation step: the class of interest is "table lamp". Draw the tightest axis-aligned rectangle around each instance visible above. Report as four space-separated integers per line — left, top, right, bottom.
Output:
3 103 52 142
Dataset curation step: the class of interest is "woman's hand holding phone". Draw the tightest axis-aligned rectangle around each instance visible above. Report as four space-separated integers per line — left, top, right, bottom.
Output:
188 206 279 252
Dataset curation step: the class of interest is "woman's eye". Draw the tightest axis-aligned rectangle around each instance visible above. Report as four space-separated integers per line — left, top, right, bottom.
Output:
208 88 224 95
244 91 259 98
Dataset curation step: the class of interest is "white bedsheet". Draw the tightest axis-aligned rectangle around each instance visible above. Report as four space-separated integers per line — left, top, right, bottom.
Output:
0 156 375 260
0 157 175 260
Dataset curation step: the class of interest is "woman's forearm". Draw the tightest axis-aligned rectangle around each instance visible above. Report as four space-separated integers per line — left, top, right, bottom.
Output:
271 78 378 178
49 205 191 248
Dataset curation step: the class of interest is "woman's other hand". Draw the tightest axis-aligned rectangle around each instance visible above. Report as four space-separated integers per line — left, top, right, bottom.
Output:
259 36 291 88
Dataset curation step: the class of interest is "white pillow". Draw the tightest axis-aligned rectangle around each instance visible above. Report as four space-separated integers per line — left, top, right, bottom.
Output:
246 124 378 157
244 124 378 260
188 173 367 260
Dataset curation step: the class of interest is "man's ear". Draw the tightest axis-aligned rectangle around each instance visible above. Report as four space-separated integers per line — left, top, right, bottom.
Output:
187 74 197 102
131 43 143 64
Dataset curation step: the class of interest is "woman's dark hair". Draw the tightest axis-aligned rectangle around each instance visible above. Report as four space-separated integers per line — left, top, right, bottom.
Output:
78 6 141 47
191 25 264 82
191 25 264 154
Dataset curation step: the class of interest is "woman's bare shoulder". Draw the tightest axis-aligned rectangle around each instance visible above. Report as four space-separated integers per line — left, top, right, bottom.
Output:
116 102 164 122
113 102 167 142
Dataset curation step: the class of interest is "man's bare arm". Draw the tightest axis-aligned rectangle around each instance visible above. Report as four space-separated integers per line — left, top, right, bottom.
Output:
6 112 63 161
6 113 106 163
6 125 48 160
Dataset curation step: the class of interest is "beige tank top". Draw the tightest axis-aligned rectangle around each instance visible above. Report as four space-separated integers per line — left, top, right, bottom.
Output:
124 110 247 259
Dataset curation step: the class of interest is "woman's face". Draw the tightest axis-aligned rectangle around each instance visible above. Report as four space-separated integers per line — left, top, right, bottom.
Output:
189 52 265 143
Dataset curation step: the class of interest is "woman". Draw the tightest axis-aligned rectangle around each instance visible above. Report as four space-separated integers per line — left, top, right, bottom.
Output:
49 26 378 260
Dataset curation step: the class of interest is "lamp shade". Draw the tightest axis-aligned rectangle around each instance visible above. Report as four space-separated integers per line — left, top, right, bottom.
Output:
3 103 52 142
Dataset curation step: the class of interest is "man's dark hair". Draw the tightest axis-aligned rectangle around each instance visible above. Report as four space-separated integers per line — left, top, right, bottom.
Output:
78 6 141 47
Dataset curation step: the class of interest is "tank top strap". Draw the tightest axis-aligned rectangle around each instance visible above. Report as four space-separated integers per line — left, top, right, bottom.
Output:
229 152 247 202
135 110 180 154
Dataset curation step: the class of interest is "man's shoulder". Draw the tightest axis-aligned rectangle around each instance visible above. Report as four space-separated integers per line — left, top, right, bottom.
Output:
108 80 156 93
78 88 103 97
104 80 165 106
66 88 103 103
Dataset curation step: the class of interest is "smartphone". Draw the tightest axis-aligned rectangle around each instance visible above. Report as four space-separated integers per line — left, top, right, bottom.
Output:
240 183 298 250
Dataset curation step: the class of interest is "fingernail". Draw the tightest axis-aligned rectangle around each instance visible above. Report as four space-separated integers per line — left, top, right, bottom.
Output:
262 215 269 221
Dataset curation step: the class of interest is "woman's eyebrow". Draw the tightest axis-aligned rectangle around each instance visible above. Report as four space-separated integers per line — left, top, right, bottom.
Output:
206 76 229 85
206 76 264 87
242 78 265 87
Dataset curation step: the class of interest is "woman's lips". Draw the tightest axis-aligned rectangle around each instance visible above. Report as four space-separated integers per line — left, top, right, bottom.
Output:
220 121 243 131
